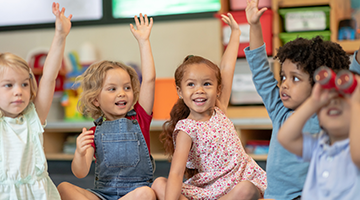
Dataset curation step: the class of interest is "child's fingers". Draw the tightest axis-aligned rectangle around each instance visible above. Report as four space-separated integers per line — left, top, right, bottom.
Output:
149 17 153 28
144 14 149 26
68 14 73 20
134 15 140 27
139 13 144 25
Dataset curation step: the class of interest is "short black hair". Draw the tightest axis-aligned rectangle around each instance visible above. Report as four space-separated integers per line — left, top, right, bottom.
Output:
274 36 350 86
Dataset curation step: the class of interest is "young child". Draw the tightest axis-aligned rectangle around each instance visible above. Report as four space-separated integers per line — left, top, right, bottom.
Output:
278 73 360 199
0 3 71 200
56 13 156 200
244 0 360 199
151 13 267 200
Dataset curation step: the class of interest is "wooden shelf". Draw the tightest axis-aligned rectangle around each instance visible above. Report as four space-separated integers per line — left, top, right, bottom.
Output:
44 106 271 161
336 39 360 54
276 0 330 8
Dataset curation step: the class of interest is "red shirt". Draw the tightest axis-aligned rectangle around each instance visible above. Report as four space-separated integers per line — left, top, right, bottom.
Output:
90 102 152 156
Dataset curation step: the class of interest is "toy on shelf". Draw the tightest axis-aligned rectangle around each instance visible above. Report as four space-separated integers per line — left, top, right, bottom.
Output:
27 48 67 92
61 51 91 121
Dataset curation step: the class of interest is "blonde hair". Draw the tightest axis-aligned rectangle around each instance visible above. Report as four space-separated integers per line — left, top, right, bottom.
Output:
77 60 140 120
0 53 37 117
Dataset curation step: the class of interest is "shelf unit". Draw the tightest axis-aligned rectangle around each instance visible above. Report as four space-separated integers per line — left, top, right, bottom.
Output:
43 106 271 162
271 0 360 80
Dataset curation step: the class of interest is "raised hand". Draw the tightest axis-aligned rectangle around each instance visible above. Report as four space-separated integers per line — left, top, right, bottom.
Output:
130 13 153 42
75 128 94 157
221 13 241 33
245 0 267 25
52 2 72 37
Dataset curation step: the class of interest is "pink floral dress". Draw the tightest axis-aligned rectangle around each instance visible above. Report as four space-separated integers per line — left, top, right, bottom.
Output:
174 107 267 199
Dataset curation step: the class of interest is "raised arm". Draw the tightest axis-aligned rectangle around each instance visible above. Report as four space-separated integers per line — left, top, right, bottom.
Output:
165 131 192 200
34 2 72 124
350 75 360 168
278 83 336 156
246 0 267 50
130 13 155 115
217 13 241 112
350 45 360 74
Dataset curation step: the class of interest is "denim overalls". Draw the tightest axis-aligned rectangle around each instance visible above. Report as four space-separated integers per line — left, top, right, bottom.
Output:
88 110 154 200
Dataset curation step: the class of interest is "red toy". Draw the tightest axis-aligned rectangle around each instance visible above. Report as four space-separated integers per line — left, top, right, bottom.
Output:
335 70 358 94
314 66 337 89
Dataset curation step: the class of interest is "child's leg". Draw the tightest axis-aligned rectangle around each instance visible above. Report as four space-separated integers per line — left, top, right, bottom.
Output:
119 186 156 200
218 181 261 200
151 177 188 200
57 182 100 200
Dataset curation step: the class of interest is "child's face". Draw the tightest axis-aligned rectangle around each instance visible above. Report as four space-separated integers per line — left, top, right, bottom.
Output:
177 63 220 121
318 95 350 144
93 68 134 121
0 67 31 118
280 59 312 110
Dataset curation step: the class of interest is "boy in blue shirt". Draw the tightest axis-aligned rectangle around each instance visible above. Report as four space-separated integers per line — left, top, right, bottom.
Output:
244 0 360 199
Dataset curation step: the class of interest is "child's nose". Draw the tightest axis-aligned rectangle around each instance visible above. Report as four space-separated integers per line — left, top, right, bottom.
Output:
14 87 23 96
195 86 205 93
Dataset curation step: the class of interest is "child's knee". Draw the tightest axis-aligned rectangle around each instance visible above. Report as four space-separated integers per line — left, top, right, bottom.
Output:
151 177 167 191
232 181 260 200
132 186 156 200
57 182 72 193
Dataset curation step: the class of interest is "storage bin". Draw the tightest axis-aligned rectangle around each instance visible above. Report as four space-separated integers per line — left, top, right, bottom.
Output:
279 31 331 44
230 0 271 10
153 78 178 120
279 6 330 32
218 10 273 58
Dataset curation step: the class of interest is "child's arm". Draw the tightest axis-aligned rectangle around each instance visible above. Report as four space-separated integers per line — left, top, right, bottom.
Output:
165 131 192 200
278 83 337 156
350 76 360 168
130 13 155 115
246 0 267 50
350 46 360 74
34 2 72 124
217 13 241 112
71 128 95 178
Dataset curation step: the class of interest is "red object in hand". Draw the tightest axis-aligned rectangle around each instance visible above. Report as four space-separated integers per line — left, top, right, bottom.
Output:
335 70 358 94
314 66 337 89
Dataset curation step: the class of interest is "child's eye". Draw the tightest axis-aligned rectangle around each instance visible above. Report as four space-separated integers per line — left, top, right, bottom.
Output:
187 82 194 87
108 87 116 91
4 84 12 88
22 83 29 87
280 76 286 81
125 86 132 90
293 77 300 82
204 82 211 86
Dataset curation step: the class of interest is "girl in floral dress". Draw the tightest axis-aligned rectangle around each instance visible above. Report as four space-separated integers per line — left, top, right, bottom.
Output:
151 13 266 200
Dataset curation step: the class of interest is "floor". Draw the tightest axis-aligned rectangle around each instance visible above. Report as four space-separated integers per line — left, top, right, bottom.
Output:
48 160 266 189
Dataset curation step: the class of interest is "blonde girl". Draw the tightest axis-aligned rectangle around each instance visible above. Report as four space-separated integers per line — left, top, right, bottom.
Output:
0 2 71 200
57 14 156 200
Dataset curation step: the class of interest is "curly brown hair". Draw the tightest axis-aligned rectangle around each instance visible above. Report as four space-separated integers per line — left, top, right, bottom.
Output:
77 60 140 120
274 36 350 86
159 55 221 178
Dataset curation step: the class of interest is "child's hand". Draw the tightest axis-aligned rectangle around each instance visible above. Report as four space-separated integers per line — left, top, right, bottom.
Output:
221 13 241 33
245 0 267 25
311 83 339 108
75 128 94 157
350 75 360 104
52 2 72 37
130 13 153 42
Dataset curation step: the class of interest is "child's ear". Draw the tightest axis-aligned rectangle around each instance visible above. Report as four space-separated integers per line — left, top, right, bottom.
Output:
93 98 100 107
176 86 182 99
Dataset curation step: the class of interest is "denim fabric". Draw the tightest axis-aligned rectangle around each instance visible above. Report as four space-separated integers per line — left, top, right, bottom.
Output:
89 110 154 200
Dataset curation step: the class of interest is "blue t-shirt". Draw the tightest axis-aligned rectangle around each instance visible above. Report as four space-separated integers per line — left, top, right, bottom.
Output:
244 45 360 200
